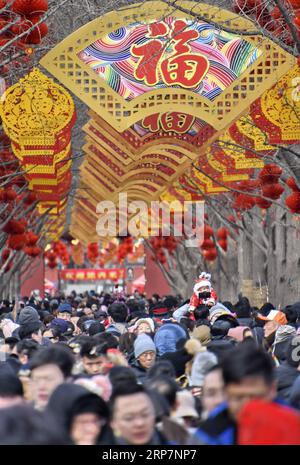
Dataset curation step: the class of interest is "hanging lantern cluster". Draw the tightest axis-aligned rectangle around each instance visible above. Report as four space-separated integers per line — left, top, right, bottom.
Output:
1 215 42 264
117 236 134 263
0 0 48 45
45 240 70 269
149 235 177 265
23 231 41 257
200 223 217 262
87 242 99 265
233 0 300 48
257 164 284 207
232 180 258 211
216 227 229 252
0 0 49 78
231 165 285 212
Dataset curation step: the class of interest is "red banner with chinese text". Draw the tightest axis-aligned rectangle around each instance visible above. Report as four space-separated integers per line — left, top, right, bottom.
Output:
59 268 126 281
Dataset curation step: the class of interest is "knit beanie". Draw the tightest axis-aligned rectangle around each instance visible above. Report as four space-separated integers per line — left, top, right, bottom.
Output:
18 306 40 325
134 334 156 359
134 318 155 333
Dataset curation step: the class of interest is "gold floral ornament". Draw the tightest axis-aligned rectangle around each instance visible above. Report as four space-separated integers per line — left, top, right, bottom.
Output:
259 66 300 143
234 116 274 152
0 68 76 148
0 68 76 217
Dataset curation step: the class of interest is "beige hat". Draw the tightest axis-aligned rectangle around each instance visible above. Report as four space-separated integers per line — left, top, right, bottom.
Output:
192 325 211 346
174 390 199 419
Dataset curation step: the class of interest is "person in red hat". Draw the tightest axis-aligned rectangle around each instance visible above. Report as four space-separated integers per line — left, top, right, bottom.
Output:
189 272 218 312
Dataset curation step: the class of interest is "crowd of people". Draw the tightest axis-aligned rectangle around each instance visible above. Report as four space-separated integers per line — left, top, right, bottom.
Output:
1 273 300 445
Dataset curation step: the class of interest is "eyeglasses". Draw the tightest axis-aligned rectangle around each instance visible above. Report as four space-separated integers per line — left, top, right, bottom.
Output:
139 351 155 359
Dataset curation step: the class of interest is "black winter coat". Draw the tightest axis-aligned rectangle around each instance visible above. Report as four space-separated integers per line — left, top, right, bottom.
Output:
275 362 299 402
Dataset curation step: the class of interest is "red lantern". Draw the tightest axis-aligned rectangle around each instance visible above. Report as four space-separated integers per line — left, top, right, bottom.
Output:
216 227 228 240
261 183 284 200
25 231 39 246
11 18 32 35
24 191 38 205
47 260 57 269
203 224 214 239
2 219 26 235
203 248 218 261
45 250 57 261
233 194 256 211
151 237 164 249
4 188 17 202
218 239 228 252
286 177 300 192
285 192 300 213
25 21 48 44
24 245 42 257
270 6 282 19
290 0 300 9
157 250 166 264
12 0 48 16
258 165 282 185
8 233 27 250
201 238 215 250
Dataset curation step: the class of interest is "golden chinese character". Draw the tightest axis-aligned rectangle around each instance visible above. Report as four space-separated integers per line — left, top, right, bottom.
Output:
86 272 96 279
76 272 85 280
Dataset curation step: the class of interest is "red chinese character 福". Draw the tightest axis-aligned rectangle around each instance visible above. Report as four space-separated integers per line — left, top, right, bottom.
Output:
142 112 195 134
131 19 209 89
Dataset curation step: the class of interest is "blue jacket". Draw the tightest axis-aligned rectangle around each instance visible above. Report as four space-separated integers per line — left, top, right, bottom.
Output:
195 403 236 445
